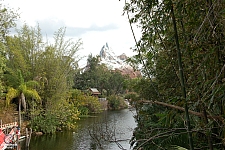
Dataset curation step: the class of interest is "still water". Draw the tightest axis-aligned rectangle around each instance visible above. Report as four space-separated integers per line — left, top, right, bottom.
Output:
20 109 136 150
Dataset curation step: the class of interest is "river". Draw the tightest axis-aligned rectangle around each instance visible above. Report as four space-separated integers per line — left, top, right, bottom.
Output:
19 108 136 150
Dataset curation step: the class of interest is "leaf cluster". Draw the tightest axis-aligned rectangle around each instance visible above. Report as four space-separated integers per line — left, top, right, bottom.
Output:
124 0 225 149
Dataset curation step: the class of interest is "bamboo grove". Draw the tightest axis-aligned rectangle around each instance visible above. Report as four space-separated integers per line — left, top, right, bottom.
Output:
0 4 105 134
124 0 225 149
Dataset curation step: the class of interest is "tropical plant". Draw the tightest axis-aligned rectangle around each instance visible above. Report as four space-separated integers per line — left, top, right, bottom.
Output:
5 70 41 127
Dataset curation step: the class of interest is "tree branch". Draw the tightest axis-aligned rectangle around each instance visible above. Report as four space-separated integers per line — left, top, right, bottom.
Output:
140 100 224 123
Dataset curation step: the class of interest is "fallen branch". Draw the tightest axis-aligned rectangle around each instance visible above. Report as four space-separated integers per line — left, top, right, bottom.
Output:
140 100 224 123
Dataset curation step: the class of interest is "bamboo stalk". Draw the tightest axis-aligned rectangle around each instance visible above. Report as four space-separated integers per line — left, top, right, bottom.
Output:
170 1 194 149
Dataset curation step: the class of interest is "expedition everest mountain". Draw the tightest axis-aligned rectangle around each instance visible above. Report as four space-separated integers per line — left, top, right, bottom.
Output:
98 43 141 78
99 43 129 70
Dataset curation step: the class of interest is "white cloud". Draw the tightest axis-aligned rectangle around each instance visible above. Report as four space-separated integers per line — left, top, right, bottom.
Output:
3 0 141 67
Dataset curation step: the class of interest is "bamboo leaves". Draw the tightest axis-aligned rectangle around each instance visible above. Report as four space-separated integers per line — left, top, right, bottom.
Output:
124 0 225 149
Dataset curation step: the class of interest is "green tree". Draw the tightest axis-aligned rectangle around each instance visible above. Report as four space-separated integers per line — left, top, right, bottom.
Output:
0 3 18 97
124 0 225 149
107 95 127 110
69 89 101 114
14 24 44 80
73 55 129 96
5 25 82 132
5 70 41 127
0 3 18 41
33 27 82 108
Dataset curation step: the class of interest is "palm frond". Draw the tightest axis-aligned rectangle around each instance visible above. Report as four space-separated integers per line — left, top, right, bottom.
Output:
6 87 19 106
25 80 39 88
19 83 27 92
24 89 41 102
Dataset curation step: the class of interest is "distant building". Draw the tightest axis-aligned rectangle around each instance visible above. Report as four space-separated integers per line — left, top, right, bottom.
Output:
89 88 101 97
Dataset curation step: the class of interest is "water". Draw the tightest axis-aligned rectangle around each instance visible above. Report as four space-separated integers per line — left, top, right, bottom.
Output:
20 108 136 150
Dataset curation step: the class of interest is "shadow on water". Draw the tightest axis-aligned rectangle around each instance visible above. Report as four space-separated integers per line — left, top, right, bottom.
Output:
19 108 136 150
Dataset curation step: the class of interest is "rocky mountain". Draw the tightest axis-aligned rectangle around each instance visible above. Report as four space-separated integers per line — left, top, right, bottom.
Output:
99 43 141 78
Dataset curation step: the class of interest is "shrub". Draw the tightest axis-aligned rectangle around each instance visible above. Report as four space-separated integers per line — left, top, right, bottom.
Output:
107 95 127 110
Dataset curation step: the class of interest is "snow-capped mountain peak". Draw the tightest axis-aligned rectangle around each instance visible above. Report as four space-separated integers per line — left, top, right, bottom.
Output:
99 43 130 70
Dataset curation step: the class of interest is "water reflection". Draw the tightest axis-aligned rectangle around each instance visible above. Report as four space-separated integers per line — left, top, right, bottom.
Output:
20 109 136 150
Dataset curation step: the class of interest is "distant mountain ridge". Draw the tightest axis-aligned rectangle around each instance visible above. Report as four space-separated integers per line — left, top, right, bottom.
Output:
99 43 141 78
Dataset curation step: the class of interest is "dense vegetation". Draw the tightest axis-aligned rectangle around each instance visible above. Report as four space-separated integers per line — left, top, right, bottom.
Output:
2 0 225 149
124 0 225 149
0 3 130 134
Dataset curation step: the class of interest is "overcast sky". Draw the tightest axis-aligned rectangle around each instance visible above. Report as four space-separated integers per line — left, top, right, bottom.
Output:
3 0 141 67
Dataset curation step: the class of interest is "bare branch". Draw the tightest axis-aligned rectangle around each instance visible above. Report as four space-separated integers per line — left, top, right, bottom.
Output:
139 100 224 123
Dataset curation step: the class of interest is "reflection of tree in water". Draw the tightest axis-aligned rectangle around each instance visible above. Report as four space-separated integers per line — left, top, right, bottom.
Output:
88 113 130 150
89 141 98 150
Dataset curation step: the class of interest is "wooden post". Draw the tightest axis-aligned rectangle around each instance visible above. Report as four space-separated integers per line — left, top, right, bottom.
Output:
16 126 20 150
28 128 32 147
25 128 28 147
25 128 32 148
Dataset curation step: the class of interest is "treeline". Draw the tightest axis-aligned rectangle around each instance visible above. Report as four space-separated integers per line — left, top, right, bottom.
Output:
0 3 129 134
124 0 225 149
73 54 130 110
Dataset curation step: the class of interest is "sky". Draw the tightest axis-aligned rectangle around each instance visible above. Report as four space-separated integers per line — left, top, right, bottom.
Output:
2 0 141 67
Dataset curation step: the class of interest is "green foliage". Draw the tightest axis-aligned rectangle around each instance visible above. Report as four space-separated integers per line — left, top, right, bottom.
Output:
31 110 59 134
73 55 129 96
0 3 18 41
125 0 225 149
5 25 81 108
0 42 6 96
0 4 18 96
69 89 102 114
52 99 80 130
5 70 41 106
2 16 82 134
30 99 80 133
130 104 189 149
107 95 127 110
5 87 18 106
85 96 102 113
78 106 89 116
34 28 81 107
124 92 139 101
124 92 139 107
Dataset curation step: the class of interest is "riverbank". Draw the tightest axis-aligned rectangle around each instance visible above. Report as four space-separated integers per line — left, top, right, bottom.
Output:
20 109 136 150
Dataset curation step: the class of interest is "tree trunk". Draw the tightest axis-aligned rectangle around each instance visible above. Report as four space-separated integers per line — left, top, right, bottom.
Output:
18 97 21 128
